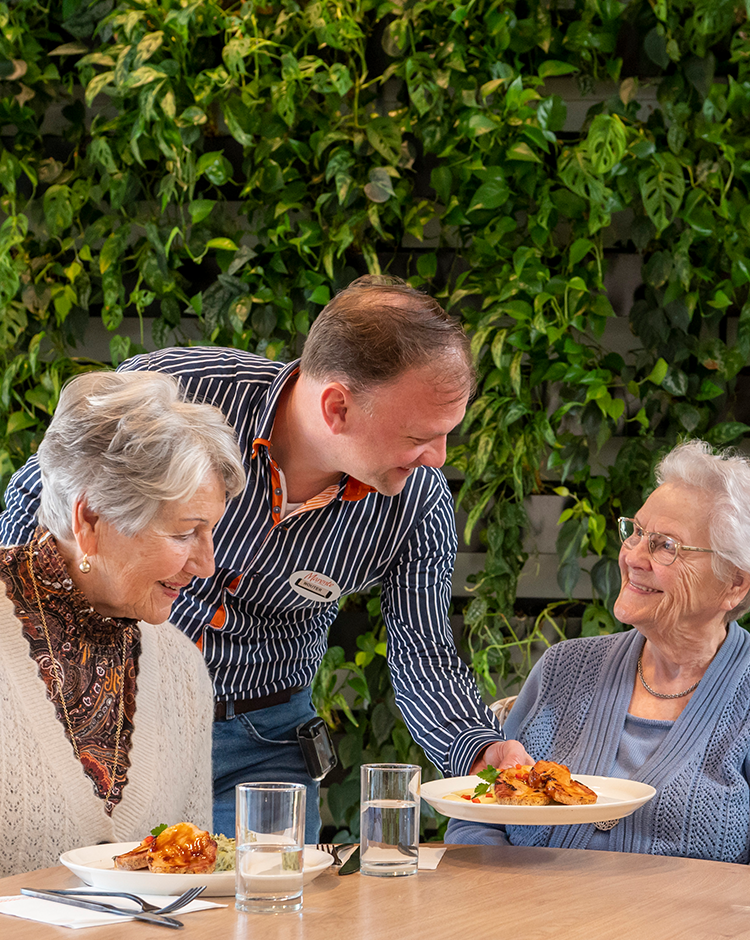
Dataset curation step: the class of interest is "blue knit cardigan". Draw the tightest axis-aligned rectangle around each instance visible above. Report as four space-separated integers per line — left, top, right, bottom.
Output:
446 624 750 863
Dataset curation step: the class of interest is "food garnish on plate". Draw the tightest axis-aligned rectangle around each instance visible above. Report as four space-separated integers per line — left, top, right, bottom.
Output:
114 822 217 873
444 760 597 806
212 834 236 872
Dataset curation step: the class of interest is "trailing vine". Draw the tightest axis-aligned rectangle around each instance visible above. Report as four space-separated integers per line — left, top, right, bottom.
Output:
2 0 750 834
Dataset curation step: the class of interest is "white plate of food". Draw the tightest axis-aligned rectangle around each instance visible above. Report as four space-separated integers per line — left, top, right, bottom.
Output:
422 774 656 826
60 842 334 897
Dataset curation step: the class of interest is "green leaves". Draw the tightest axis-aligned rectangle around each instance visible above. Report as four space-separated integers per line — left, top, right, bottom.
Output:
586 114 627 174
537 94 567 133
85 71 114 105
468 169 509 212
364 168 396 203
506 142 542 163
196 152 233 186
646 358 669 386
2 0 750 739
538 60 578 79
365 117 401 163
43 186 74 235
189 199 215 224
99 227 130 275
638 153 686 233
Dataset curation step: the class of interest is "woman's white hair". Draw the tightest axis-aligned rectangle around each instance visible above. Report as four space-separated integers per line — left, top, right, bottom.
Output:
37 370 245 539
655 439 750 620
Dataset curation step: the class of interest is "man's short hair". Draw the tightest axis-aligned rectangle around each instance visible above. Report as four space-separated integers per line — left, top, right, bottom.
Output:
300 275 475 398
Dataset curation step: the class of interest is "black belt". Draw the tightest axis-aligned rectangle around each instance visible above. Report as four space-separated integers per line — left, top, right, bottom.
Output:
214 687 304 721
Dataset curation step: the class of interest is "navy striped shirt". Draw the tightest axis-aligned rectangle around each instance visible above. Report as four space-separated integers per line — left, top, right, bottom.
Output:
0 347 503 775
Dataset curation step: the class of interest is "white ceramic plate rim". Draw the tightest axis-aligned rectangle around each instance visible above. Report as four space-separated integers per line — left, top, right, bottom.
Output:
422 774 656 826
59 842 333 896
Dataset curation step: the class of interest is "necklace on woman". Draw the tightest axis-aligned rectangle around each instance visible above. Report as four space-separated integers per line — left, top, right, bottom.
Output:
27 545 128 809
637 651 701 700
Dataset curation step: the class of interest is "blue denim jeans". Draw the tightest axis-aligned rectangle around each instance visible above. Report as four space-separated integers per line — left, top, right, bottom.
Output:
211 689 321 842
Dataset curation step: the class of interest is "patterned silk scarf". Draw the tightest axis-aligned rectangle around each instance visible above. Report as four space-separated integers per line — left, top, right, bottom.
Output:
2 528 141 814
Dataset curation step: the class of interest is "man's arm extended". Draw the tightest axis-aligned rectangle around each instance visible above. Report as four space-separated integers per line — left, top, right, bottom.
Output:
381 470 532 776
0 454 42 546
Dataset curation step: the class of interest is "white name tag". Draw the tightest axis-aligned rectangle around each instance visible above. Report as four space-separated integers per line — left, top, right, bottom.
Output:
289 570 342 603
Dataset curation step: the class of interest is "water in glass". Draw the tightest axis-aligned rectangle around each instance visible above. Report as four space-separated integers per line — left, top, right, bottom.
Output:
236 843 303 913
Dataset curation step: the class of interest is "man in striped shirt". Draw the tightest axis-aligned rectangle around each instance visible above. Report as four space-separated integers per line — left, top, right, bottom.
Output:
0 276 530 839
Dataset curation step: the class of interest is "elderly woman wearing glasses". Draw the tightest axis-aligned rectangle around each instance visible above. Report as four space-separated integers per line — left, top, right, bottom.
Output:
446 439 750 863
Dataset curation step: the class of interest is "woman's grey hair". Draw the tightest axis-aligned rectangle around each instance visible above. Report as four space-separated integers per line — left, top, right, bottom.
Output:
37 370 246 539
655 439 750 621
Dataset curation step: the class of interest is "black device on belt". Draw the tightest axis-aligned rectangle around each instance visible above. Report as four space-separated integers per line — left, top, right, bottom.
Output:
213 690 338 781
296 716 338 781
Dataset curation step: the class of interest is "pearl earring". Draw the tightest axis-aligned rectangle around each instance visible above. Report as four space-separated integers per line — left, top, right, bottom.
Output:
79 554 91 573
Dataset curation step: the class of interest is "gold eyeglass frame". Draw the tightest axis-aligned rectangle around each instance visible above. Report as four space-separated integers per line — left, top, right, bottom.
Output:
617 516 714 567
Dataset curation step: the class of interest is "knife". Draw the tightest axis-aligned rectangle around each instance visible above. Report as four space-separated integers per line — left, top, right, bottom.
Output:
338 845 360 875
20 888 184 929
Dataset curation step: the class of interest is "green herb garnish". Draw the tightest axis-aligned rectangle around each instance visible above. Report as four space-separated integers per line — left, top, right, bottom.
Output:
473 765 501 798
477 765 500 783
150 823 168 837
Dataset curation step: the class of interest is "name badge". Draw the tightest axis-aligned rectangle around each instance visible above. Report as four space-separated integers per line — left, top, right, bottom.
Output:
289 570 342 603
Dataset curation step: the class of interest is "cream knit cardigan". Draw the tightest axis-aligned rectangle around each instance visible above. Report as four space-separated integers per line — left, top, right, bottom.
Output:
0 583 214 876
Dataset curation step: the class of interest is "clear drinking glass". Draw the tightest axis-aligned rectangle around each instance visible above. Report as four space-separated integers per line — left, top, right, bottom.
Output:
360 763 421 877
235 782 306 913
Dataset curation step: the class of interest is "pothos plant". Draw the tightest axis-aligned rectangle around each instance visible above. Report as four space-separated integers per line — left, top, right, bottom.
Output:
1 0 750 792
432 0 750 697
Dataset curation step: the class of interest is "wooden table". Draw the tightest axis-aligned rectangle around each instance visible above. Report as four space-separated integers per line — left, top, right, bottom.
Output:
2 844 750 940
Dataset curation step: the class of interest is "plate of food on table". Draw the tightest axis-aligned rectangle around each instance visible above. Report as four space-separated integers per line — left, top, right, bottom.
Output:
422 761 656 825
60 822 334 896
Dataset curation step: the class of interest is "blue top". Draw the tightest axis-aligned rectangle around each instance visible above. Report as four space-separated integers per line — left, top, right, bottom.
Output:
0 346 502 775
587 713 671 851
446 625 750 862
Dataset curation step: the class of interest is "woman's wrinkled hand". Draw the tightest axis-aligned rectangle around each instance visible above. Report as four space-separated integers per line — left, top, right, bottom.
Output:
470 740 534 775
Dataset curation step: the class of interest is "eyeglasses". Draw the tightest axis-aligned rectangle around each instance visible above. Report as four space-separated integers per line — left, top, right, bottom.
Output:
617 517 714 567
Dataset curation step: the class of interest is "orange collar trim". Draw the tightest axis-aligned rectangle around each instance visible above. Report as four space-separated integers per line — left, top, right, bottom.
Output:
251 437 374 502
341 477 376 501
251 437 271 459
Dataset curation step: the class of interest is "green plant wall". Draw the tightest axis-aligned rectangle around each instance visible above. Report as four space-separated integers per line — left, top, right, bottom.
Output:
3 0 750 834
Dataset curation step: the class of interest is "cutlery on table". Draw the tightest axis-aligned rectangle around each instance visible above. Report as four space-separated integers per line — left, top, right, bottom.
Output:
316 843 360 875
337 845 360 875
20 888 184 929
316 843 344 867
35 884 206 914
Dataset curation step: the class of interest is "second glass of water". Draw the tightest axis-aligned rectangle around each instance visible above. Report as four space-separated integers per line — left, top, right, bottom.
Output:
235 782 306 913
360 763 421 877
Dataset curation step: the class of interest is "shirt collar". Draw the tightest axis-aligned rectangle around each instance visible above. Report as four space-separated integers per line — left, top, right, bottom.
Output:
252 358 302 443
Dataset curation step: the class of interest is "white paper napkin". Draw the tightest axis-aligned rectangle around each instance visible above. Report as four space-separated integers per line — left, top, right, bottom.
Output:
336 844 358 865
0 893 226 929
417 846 447 870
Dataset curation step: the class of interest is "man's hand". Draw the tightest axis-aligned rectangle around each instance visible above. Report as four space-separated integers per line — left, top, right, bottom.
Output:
470 740 534 775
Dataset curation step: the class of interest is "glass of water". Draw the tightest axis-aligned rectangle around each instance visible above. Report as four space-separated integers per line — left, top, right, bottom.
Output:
235 782 306 913
360 763 421 877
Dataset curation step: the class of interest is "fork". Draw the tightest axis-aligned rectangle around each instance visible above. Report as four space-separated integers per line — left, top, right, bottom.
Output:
40 884 206 914
316 843 344 867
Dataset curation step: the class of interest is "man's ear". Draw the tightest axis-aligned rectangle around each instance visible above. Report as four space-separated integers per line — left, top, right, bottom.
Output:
71 498 101 557
320 382 351 434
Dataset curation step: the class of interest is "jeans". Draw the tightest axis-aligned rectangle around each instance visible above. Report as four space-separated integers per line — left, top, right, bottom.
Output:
212 689 321 842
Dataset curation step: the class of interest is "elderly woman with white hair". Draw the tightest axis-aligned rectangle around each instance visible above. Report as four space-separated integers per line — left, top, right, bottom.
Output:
446 439 750 863
0 370 245 876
